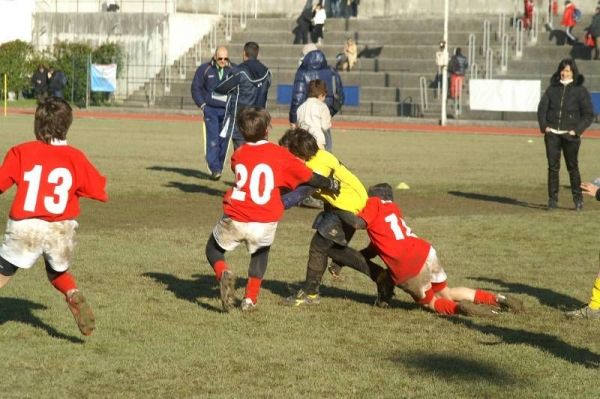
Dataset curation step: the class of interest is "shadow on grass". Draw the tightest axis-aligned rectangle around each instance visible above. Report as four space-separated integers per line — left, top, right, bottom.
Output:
448 317 600 369
469 277 585 310
448 191 546 210
0 297 84 343
147 166 211 180
142 272 222 312
142 271 401 310
164 181 226 196
390 351 517 385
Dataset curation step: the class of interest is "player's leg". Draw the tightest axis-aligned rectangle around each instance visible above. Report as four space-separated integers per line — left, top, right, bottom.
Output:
208 217 242 312
215 107 229 176
242 246 270 312
566 259 600 319
44 220 95 336
45 260 94 336
561 136 583 209
0 256 18 288
544 131 562 208
283 232 331 306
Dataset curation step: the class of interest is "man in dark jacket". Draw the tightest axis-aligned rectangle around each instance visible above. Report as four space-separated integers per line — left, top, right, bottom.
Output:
191 46 233 180
48 67 67 99
31 65 48 104
289 47 344 132
537 58 594 210
214 42 271 149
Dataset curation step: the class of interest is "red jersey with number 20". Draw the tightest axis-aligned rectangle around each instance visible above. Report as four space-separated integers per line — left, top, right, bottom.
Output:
223 141 313 223
0 141 108 222
358 197 431 284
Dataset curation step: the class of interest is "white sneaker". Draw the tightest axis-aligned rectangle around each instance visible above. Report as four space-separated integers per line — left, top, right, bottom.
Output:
240 297 257 312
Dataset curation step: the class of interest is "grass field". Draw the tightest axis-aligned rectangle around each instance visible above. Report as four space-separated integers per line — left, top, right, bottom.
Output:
0 113 599 398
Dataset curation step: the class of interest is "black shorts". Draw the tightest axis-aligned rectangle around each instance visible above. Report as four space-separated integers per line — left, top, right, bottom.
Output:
0 256 18 277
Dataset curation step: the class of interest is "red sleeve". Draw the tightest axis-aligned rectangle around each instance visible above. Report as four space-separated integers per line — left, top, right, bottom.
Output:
0 148 19 193
75 155 108 202
279 149 313 189
357 197 379 226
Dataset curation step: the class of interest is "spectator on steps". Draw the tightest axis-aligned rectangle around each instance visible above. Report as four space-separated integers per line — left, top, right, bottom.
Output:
586 6 600 59
562 0 578 43
447 47 468 100
311 2 327 45
294 4 313 44
336 38 358 71
31 65 48 104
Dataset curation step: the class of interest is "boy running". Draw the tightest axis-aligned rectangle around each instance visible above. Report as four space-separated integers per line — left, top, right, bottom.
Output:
205 107 339 312
0 97 108 336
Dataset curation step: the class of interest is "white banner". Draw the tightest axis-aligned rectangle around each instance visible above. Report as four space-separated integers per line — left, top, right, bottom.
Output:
469 79 541 112
91 64 117 93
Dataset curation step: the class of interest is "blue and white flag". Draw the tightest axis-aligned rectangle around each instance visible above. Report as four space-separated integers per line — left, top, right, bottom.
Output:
90 64 117 92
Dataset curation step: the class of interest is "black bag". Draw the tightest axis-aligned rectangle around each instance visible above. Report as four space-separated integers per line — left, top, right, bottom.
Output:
330 68 343 113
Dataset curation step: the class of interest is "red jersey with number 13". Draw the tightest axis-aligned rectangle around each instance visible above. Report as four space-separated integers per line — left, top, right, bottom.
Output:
0 141 108 222
358 197 431 284
223 141 313 223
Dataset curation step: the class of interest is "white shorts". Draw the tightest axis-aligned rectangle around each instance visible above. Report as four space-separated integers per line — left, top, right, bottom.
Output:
212 216 278 254
0 218 78 272
399 247 448 301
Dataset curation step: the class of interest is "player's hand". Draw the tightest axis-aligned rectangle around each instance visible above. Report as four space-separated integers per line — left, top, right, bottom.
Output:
544 127 551 133
325 178 341 197
568 130 576 136
581 182 599 197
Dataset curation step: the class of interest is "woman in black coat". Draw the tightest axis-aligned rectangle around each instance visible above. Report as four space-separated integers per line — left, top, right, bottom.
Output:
537 58 594 211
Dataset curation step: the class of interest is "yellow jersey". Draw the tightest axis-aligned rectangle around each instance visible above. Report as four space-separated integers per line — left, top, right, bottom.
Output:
306 150 367 214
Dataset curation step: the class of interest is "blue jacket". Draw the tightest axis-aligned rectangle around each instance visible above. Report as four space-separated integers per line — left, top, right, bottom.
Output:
214 59 271 139
191 59 232 109
289 50 344 124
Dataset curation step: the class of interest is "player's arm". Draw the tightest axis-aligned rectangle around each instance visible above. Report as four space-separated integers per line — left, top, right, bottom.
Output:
0 148 18 193
281 173 339 210
360 244 379 260
332 209 366 230
75 158 108 202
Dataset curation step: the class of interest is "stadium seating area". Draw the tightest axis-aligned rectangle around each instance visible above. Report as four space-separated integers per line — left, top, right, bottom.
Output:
122 13 600 121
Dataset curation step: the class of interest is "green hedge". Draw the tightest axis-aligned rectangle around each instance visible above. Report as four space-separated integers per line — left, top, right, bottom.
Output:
0 40 123 107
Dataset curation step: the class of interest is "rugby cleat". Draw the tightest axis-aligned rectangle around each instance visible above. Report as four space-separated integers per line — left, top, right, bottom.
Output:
240 297 257 312
219 270 236 312
66 290 95 336
496 294 525 313
457 301 499 317
565 306 600 320
282 289 321 306
327 262 344 281
374 270 394 308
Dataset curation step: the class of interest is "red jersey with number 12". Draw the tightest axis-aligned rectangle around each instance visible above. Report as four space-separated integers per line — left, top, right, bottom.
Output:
223 141 313 222
0 141 108 222
358 197 431 284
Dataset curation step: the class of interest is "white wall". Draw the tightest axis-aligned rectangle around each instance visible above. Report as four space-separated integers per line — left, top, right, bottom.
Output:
0 0 35 45
34 0 176 13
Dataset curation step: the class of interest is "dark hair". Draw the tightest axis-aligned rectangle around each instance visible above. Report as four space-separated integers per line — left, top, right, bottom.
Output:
308 79 328 98
554 58 579 80
244 42 260 59
34 97 73 143
367 183 394 201
455 47 462 56
236 106 270 142
278 128 318 161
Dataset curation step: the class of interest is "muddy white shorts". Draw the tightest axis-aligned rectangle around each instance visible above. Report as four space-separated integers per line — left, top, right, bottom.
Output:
0 218 78 272
212 216 278 254
399 246 448 301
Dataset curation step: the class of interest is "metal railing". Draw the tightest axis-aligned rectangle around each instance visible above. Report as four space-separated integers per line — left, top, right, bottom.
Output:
515 19 524 58
485 48 494 79
500 34 509 73
419 76 428 112
468 33 476 66
482 20 491 56
530 9 539 44
497 12 506 42
470 63 478 80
